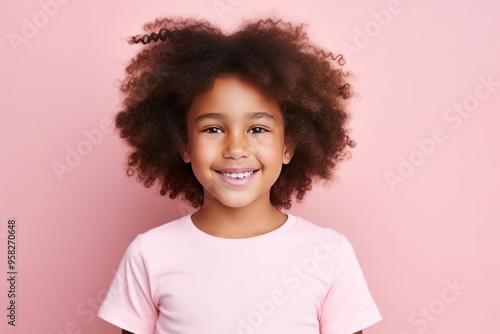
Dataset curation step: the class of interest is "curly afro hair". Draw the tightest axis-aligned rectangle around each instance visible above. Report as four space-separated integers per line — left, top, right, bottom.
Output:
115 16 356 210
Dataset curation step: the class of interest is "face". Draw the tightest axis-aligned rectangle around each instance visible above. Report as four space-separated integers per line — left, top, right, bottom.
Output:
180 74 294 209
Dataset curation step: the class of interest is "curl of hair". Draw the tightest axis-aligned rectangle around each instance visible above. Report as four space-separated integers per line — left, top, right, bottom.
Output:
115 16 356 210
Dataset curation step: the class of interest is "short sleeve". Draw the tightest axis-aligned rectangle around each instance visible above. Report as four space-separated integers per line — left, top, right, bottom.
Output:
319 234 382 334
97 234 158 334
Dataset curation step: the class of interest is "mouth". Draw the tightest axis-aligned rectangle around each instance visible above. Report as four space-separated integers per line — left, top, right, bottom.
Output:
216 170 259 179
215 169 259 186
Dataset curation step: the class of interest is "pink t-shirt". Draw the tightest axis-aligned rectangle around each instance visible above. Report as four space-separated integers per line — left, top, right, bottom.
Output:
98 213 382 334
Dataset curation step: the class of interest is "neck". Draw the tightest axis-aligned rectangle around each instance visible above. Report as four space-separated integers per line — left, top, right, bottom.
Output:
190 191 287 238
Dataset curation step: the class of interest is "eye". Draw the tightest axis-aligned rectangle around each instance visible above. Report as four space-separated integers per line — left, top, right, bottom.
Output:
249 127 268 133
203 127 223 134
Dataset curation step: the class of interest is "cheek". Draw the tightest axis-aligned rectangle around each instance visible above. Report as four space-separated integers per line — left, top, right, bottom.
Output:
191 148 211 166
250 134 270 146
250 132 284 146
189 137 218 165
251 137 285 164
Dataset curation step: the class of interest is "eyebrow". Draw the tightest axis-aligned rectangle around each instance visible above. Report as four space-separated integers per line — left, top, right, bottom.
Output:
194 112 276 123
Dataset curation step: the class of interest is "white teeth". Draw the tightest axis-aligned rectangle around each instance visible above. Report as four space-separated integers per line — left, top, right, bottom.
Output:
222 171 254 179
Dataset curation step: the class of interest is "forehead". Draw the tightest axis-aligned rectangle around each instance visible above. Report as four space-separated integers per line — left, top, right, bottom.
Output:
187 75 282 120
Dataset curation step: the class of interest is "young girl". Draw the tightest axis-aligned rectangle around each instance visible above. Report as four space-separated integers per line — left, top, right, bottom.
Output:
98 16 382 334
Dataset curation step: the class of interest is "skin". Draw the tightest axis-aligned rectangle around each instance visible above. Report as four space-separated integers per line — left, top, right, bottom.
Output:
179 74 295 238
120 75 362 334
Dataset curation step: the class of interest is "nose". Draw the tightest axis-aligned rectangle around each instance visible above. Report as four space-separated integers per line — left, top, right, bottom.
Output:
222 130 250 160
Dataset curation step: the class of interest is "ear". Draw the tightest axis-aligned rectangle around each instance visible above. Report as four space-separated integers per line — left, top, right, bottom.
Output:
180 142 191 163
282 135 296 165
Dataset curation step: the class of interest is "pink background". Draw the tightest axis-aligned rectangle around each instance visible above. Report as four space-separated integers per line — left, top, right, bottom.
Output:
1 0 499 333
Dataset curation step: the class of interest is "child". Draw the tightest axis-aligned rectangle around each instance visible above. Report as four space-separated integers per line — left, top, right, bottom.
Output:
98 16 382 334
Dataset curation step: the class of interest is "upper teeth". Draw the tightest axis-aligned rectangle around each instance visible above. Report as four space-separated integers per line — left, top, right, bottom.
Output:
222 171 254 179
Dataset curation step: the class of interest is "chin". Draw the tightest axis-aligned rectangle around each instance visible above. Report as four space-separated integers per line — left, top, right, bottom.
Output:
218 198 254 208
203 186 266 209
210 193 259 209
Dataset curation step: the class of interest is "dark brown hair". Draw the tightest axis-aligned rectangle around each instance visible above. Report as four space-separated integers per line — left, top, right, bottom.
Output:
115 16 356 210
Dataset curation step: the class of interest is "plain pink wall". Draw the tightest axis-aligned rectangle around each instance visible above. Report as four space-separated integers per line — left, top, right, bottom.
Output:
1 0 499 333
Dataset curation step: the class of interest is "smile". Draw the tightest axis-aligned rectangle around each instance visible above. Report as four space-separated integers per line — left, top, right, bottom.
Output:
216 170 258 186
221 171 254 179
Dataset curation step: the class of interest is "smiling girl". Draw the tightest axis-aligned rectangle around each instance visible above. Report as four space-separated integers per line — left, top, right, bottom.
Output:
97 16 382 334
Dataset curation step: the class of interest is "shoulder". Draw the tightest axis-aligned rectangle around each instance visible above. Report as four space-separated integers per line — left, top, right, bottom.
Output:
291 214 361 259
291 214 346 244
285 214 353 258
124 214 191 255
141 214 189 239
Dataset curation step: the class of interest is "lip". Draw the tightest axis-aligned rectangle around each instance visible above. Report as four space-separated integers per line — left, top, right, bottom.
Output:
216 169 259 186
216 168 259 173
